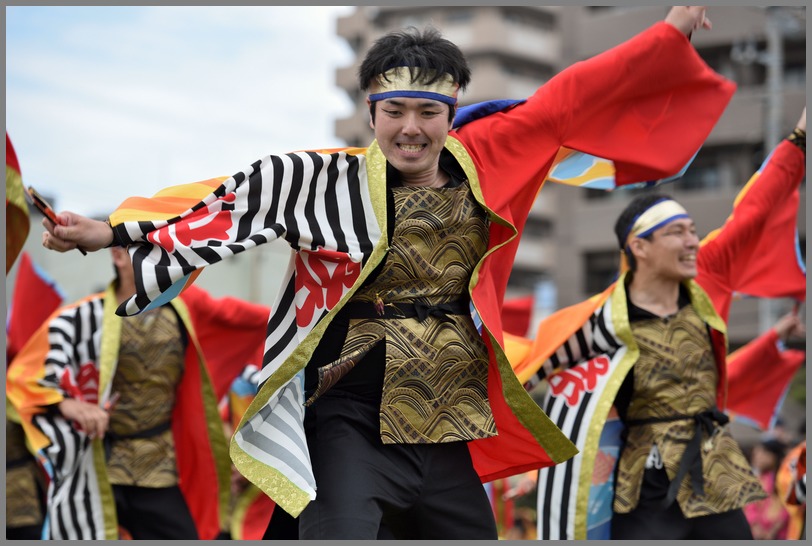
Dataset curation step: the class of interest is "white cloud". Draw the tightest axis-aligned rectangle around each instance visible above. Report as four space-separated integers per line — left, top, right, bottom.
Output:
7 6 356 215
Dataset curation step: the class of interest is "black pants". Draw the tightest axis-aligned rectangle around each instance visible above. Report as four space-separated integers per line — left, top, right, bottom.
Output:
112 484 198 540
612 466 753 540
7 524 43 540
289 391 497 540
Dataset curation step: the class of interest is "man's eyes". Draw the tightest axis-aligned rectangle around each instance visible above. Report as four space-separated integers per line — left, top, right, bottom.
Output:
382 109 441 117
664 229 696 237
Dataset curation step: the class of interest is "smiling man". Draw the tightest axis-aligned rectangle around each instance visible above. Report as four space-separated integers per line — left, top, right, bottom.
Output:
606 193 772 539
610 106 804 538
521 107 806 540
38 7 736 540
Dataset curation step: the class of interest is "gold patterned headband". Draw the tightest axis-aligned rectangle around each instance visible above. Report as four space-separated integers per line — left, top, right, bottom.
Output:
368 67 460 105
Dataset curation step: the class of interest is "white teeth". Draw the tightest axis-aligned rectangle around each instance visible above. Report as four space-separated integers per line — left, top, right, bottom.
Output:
399 144 423 153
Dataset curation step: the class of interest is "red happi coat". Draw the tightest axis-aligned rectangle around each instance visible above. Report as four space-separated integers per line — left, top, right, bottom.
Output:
104 22 734 516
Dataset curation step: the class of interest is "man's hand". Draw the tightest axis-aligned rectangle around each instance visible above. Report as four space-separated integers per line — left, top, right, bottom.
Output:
58 398 110 439
774 312 805 343
796 107 806 133
665 6 712 36
42 211 114 253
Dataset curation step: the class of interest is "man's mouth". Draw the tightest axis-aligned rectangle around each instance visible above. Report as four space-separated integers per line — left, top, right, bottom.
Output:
398 143 426 153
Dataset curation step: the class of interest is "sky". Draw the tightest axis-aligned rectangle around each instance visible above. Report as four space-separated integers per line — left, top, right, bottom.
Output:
6 6 356 216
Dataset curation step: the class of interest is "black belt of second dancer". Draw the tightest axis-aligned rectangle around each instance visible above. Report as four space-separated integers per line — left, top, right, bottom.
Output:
626 407 729 509
340 297 470 323
6 456 36 470
103 420 173 460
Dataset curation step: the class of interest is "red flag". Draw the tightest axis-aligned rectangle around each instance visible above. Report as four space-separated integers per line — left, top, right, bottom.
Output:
730 182 805 301
6 252 64 362
700 143 806 317
726 328 804 431
231 486 274 540
502 295 534 336
6 134 30 273
177 284 270 401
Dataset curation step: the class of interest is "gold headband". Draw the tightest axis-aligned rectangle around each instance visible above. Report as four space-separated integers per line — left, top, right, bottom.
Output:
369 67 459 105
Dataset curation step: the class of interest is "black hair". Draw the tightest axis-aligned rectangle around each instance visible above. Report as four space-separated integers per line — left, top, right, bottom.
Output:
759 437 788 461
614 193 674 272
359 26 471 124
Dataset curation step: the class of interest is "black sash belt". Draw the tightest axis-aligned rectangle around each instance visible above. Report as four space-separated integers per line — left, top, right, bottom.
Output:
104 420 172 459
340 298 470 323
626 407 729 509
6 456 35 470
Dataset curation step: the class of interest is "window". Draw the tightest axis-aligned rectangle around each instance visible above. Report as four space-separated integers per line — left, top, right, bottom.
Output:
401 15 428 28
508 267 550 293
445 10 473 24
584 250 620 295
347 35 363 54
678 165 721 192
585 188 610 201
501 62 554 82
502 7 555 30
524 216 553 238
586 185 651 202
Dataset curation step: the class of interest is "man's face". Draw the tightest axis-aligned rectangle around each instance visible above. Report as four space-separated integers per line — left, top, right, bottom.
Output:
634 218 700 281
368 87 453 186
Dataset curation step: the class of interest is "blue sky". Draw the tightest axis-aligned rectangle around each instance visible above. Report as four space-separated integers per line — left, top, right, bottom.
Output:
6 6 356 216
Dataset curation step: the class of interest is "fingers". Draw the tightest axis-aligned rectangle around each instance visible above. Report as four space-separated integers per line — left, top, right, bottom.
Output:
42 228 82 254
41 213 76 252
774 313 806 341
59 398 110 439
797 107 806 132
42 230 73 253
700 15 712 31
665 6 711 36
693 7 711 31
79 407 110 439
41 212 110 253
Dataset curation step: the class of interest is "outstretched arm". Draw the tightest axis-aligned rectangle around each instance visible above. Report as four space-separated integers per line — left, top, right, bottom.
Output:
458 5 734 214
664 6 712 35
726 310 806 430
697 106 806 319
773 311 805 345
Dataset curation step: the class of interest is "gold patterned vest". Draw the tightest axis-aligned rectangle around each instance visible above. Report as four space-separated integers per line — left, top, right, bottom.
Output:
106 306 185 487
6 419 44 527
310 181 494 444
613 304 765 516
